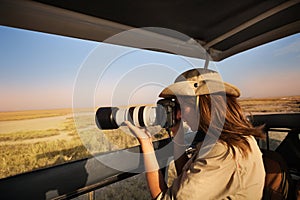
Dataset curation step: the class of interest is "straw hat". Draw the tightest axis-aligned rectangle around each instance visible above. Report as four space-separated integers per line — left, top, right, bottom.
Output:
159 68 240 98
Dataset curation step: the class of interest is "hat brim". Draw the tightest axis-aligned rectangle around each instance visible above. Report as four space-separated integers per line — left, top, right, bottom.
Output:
159 80 240 98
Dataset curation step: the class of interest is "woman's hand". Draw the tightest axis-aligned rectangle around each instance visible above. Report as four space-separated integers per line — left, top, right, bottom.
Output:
125 121 153 147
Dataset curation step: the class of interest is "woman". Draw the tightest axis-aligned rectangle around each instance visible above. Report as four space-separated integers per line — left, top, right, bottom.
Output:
126 68 265 199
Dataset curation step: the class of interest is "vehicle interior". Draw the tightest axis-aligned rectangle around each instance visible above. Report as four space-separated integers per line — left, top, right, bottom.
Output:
0 0 299 199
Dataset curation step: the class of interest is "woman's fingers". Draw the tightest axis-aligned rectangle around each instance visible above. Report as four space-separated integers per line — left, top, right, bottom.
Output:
125 121 151 140
124 121 138 132
124 121 140 137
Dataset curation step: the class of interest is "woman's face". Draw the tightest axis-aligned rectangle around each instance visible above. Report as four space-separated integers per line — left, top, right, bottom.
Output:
177 97 199 131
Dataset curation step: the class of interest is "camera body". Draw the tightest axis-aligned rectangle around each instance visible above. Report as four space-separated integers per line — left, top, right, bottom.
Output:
156 98 179 128
95 98 179 130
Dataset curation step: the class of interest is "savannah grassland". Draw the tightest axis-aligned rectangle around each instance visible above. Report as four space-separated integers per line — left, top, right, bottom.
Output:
0 108 167 179
0 96 299 199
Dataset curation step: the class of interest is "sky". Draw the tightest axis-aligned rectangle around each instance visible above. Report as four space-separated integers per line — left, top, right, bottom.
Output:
0 25 299 111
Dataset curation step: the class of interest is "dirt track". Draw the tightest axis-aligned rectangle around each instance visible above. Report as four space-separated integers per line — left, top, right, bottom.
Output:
0 114 76 145
0 115 72 134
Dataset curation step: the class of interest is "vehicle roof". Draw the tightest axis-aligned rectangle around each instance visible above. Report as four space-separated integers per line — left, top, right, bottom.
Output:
1 0 300 61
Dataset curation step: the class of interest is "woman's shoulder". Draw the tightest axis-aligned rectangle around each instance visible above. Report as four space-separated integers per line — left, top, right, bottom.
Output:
192 135 262 167
193 140 235 167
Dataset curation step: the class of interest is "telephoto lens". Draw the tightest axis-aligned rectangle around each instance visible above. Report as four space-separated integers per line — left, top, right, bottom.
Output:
95 98 179 130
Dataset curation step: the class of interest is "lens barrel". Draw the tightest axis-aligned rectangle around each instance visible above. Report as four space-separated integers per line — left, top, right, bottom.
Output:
95 107 119 129
95 99 178 130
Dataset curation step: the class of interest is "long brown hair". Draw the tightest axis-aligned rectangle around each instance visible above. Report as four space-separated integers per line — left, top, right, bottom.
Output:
195 94 265 158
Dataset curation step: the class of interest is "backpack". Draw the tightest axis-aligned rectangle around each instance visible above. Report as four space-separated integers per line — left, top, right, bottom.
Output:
261 149 291 200
276 130 300 200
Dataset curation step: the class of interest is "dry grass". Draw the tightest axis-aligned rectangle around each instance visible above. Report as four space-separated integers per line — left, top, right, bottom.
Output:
94 173 151 200
238 95 300 113
0 139 90 179
0 129 60 142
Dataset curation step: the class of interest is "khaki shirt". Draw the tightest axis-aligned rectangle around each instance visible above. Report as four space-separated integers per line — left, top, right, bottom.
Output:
156 136 265 200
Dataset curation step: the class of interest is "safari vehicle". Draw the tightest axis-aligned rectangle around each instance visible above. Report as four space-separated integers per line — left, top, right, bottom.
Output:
0 0 299 199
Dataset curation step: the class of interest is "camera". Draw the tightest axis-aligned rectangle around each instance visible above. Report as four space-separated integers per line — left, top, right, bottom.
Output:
95 98 179 129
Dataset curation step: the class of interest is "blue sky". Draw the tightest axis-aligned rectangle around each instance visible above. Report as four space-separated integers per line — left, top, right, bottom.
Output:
0 25 299 111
